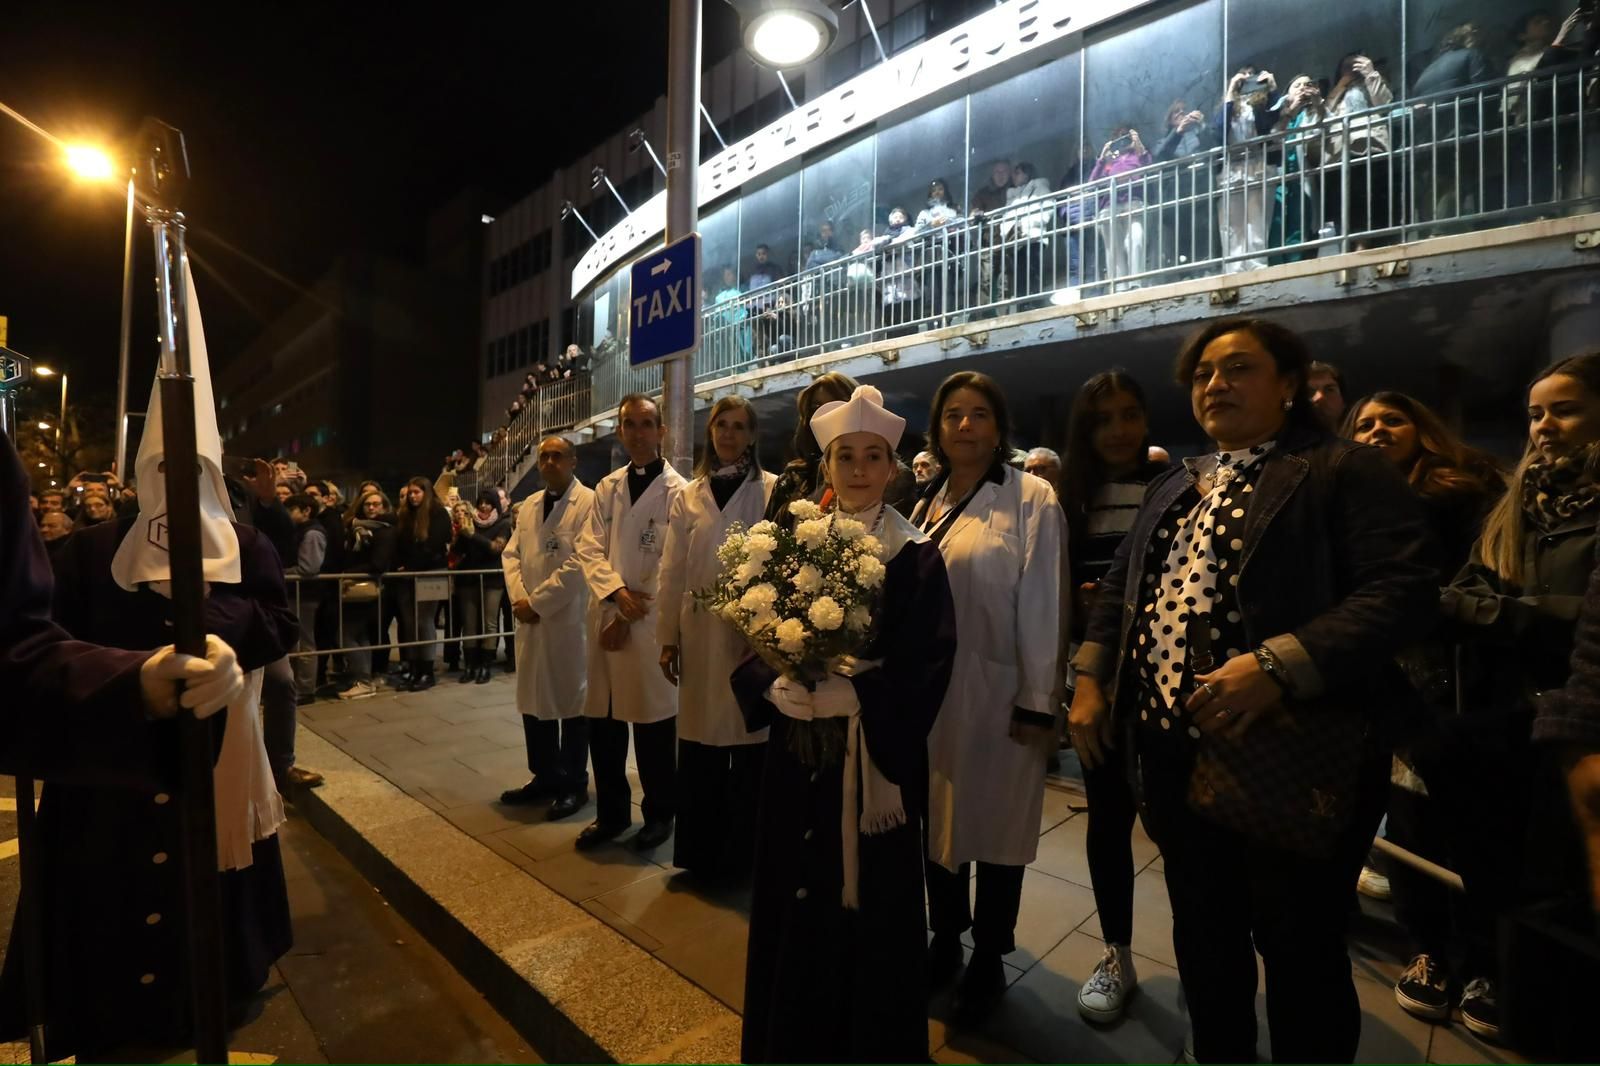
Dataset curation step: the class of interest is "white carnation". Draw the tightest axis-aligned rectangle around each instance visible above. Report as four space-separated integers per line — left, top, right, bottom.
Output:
720 602 741 622
855 554 887 589
856 534 884 558
734 558 765 586
774 618 809 654
788 499 824 521
807 596 845 631
748 520 777 535
793 564 823 595
745 532 778 557
846 605 873 632
794 517 831 549
832 516 866 541
739 583 778 614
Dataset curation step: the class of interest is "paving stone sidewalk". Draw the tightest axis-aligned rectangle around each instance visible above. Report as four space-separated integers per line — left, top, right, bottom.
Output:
299 671 1512 1065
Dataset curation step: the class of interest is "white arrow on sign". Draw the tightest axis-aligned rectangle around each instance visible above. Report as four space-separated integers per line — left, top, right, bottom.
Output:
651 259 671 276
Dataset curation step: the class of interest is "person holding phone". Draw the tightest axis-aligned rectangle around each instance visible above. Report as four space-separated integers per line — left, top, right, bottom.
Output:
1089 125 1153 287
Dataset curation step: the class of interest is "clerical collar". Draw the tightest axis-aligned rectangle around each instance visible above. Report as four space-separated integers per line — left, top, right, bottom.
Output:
627 457 665 503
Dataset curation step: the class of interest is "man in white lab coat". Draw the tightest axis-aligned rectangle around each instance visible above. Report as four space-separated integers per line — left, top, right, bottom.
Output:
574 394 686 851
500 437 597 819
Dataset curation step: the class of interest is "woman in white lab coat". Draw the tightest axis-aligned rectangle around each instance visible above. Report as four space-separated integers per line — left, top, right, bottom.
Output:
911 370 1065 1026
658 395 778 880
575 393 688 849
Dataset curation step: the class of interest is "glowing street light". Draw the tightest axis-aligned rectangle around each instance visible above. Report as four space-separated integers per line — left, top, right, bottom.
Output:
36 421 50 431
64 143 116 182
732 0 839 68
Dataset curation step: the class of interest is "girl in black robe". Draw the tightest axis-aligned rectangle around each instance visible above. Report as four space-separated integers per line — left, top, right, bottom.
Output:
733 386 958 1063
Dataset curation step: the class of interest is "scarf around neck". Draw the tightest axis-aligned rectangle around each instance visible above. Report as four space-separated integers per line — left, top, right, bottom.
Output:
710 452 753 484
1522 444 1600 532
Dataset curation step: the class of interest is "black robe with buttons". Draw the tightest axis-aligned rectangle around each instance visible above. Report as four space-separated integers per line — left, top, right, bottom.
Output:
731 539 957 1064
0 515 297 1061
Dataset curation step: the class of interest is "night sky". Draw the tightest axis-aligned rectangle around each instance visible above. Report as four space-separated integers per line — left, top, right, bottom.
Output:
0 2 741 404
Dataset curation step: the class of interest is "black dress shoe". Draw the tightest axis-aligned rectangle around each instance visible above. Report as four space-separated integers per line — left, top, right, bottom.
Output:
548 791 588 820
475 664 492 684
575 820 629 850
928 932 965 991
408 671 436 692
632 819 673 851
950 949 1007 1026
499 780 552 806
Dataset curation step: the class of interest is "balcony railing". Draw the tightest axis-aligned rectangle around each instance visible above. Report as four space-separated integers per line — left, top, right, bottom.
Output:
573 58 1597 426
453 374 592 496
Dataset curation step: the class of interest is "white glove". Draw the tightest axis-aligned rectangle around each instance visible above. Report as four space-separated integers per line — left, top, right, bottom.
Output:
140 635 245 719
766 676 815 721
811 675 860 719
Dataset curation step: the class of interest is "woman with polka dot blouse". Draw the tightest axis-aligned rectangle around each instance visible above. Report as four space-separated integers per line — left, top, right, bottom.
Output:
1067 317 1437 1064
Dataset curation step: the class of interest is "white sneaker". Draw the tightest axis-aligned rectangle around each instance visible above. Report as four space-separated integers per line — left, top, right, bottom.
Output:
1078 942 1137 1023
1357 865 1391 901
337 680 378 700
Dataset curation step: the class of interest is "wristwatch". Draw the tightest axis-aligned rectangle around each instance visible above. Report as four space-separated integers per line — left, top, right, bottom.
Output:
1253 645 1294 697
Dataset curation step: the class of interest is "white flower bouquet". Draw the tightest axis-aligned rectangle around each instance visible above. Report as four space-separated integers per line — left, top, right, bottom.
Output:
696 498 886 685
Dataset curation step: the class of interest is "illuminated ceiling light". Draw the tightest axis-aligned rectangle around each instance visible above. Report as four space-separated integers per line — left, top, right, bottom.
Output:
733 0 839 69
64 143 116 182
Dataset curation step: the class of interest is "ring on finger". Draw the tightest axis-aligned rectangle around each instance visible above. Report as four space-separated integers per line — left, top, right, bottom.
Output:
1199 682 1218 700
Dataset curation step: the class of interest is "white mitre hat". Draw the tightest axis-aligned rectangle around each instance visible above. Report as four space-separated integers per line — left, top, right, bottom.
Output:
810 384 906 452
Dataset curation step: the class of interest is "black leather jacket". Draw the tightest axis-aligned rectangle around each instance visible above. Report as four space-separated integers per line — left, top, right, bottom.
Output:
1077 423 1439 728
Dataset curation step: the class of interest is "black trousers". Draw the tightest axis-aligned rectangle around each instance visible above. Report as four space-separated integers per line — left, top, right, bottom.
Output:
1141 736 1384 1064
924 859 1026 955
589 711 677 828
675 738 765 878
522 714 590 794
1386 782 1463 967
1082 747 1139 947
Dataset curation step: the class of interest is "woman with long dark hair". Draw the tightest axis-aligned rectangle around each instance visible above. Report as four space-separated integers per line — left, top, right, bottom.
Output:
657 395 777 881
336 487 395 700
378 475 452 691
763 371 860 530
1344 391 1505 577
1069 317 1435 1062
1341 391 1505 1028
1058 369 1169 1024
1418 352 1600 1042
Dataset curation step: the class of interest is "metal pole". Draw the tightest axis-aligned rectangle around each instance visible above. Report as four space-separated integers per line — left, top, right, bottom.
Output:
663 0 700 475
115 175 136 478
55 373 66 482
139 118 229 1066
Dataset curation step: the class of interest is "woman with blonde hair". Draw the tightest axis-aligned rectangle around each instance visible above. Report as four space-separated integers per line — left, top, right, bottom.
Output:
657 395 777 880
1422 352 1600 1041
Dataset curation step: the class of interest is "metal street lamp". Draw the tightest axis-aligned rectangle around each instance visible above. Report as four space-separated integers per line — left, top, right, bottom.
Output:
628 128 668 178
561 200 600 242
729 0 839 68
591 166 633 216
32 364 67 480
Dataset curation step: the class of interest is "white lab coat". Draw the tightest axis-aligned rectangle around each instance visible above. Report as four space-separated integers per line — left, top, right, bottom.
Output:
576 461 687 724
918 467 1065 869
656 470 778 747
503 481 597 721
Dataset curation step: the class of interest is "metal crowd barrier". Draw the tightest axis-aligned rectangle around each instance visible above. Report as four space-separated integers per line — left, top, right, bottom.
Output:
586 57 1600 416
284 568 514 661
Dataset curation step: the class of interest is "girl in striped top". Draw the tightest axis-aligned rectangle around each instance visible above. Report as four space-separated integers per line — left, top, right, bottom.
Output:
1059 368 1168 1024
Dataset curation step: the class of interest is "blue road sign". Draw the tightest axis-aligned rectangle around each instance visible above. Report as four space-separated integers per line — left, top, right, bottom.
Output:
629 233 701 369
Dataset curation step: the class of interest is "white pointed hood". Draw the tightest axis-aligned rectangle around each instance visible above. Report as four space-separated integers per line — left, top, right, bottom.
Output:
110 254 242 591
